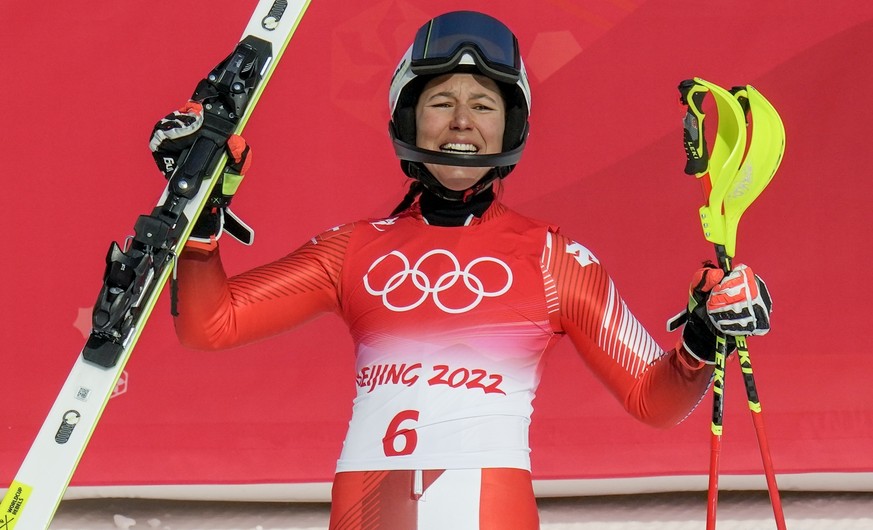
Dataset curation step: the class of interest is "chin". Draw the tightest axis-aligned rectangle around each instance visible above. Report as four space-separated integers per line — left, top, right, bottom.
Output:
426 163 492 191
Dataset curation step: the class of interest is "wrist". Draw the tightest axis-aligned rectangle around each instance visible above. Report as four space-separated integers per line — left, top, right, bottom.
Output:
184 238 218 252
675 342 708 370
681 307 719 365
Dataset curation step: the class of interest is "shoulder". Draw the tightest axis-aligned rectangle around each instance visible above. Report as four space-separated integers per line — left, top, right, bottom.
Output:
490 204 594 261
307 211 418 245
347 209 424 236
310 222 357 244
490 203 556 229
542 230 604 277
486 204 562 249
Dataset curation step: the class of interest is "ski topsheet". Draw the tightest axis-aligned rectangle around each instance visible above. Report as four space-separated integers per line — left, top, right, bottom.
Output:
0 1 311 528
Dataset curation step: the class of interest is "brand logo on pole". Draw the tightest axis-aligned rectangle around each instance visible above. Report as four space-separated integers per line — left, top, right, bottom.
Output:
364 249 512 314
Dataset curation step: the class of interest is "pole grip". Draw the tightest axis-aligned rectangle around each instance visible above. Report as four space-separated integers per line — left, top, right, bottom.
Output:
678 79 709 176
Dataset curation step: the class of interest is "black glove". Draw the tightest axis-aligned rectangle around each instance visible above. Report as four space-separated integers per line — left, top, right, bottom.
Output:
149 102 253 244
668 263 733 365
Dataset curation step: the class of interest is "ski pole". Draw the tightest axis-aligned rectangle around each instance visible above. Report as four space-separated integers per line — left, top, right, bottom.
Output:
678 78 787 530
723 84 787 529
679 77 746 530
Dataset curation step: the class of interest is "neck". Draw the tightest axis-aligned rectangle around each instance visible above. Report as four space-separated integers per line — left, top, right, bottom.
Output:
419 186 495 226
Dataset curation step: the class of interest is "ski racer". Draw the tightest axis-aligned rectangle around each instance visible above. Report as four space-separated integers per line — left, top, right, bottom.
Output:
151 11 773 530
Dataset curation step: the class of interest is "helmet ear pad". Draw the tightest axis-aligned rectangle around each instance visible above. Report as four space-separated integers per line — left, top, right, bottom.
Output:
392 75 430 146
501 84 529 151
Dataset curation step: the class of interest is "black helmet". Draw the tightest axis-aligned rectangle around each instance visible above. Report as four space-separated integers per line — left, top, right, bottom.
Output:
388 11 531 201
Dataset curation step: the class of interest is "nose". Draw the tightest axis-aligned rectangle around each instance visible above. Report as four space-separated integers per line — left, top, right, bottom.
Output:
450 105 473 130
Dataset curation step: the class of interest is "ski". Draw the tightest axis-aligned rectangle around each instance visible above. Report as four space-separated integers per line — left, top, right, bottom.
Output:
0 1 311 528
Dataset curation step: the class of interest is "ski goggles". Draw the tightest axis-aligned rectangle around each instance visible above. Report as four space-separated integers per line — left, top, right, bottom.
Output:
410 11 522 85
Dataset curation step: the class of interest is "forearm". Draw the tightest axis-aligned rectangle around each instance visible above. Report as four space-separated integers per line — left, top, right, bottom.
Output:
562 322 711 427
174 245 247 350
622 346 713 428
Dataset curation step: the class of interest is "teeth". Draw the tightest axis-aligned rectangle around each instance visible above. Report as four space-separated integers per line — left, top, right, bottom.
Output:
440 143 478 153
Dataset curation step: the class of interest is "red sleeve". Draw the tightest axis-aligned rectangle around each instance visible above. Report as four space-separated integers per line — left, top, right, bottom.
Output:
545 231 713 427
173 225 352 350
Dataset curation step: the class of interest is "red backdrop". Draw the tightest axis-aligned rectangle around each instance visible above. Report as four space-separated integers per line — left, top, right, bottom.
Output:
2 0 872 495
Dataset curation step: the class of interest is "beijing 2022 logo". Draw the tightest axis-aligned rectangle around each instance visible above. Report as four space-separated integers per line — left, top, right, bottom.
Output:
364 249 512 314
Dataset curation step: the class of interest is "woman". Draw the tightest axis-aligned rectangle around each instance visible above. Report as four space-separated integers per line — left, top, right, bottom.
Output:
152 11 771 529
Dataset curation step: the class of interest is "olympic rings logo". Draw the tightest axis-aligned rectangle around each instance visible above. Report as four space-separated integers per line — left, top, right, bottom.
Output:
363 249 513 314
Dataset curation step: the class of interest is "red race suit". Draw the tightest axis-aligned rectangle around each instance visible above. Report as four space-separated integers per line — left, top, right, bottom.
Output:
175 201 712 529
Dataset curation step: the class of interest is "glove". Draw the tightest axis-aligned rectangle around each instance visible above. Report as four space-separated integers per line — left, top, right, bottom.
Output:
150 101 204 177
149 102 254 244
668 263 733 365
707 264 772 336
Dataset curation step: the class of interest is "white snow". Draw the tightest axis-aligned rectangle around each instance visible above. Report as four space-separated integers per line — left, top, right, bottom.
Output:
112 513 136 530
49 491 873 530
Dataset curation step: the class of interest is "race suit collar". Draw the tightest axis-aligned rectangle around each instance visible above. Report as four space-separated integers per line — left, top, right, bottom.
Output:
419 186 495 227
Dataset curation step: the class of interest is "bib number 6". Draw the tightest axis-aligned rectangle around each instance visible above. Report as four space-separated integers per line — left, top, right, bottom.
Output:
382 409 420 457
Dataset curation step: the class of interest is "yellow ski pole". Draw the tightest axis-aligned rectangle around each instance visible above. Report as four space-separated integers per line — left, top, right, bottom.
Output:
678 78 787 530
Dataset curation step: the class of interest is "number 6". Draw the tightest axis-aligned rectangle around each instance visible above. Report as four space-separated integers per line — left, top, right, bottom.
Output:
382 410 420 457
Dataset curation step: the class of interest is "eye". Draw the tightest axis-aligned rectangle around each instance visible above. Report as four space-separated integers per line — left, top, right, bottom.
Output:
423 97 453 109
